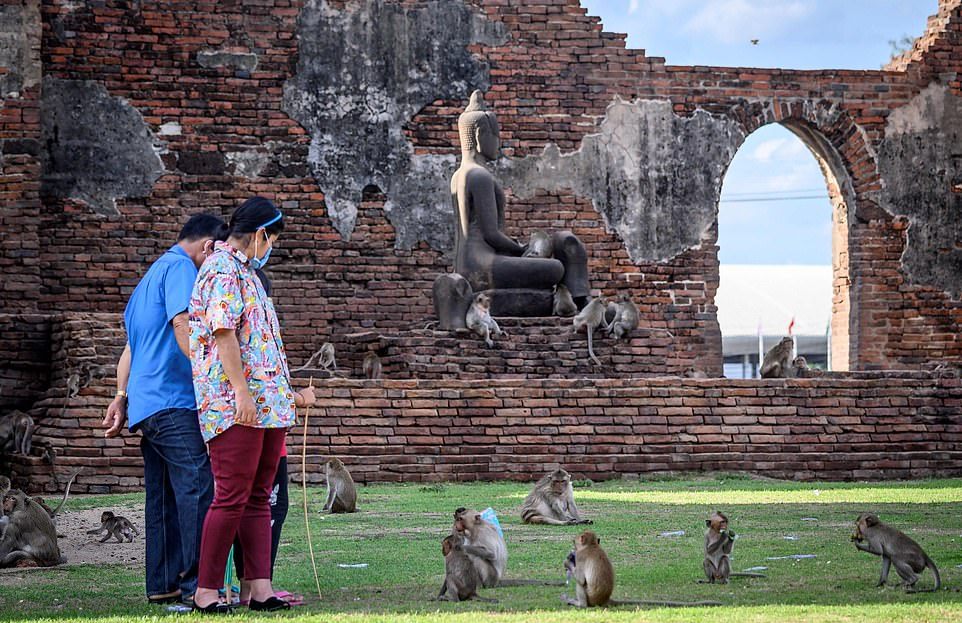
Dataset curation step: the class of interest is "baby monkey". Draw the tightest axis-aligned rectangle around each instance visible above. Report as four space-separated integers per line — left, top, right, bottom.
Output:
522 230 553 259
852 513 941 592
466 292 504 348
606 293 639 340
701 511 764 584
87 511 138 543
437 534 496 603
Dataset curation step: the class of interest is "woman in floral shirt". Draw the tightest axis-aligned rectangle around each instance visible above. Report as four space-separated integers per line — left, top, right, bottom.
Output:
188 196 316 614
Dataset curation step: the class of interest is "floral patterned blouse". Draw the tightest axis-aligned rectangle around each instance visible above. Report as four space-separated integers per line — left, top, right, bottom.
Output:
189 241 296 442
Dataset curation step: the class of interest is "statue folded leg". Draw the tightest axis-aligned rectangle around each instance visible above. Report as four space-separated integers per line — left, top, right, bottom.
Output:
552 230 589 303
490 255 564 290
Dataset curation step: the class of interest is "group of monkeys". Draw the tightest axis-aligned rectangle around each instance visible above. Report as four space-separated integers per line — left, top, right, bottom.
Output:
293 342 383 381
0 472 78 567
759 336 821 378
0 456 359 571
467 289 639 366
438 468 944 608
0 462 947 606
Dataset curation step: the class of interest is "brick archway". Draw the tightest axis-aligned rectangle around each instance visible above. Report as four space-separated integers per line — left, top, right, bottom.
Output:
721 100 877 370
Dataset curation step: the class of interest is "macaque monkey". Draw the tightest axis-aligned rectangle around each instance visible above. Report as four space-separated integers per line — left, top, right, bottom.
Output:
700 511 764 584
292 342 336 373
852 513 941 592
522 230 553 258
362 352 382 380
553 284 578 318
760 337 794 378
0 490 64 567
683 367 709 379
322 457 357 513
792 356 822 378
562 531 614 607
12 412 33 456
65 372 82 399
702 511 734 583
452 507 507 588
0 411 34 455
437 534 495 602
318 342 336 371
562 531 724 608
572 296 609 366
87 511 139 543
520 468 592 526
0 476 9 535
466 292 504 348
606 293 639 340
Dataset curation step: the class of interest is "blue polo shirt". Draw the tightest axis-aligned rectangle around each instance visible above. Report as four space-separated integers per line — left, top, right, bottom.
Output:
123 244 198 429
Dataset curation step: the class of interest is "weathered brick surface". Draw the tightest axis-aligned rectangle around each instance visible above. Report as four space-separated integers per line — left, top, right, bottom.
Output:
0 0 959 375
25 372 962 492
5 1 962 490
9 314 962 492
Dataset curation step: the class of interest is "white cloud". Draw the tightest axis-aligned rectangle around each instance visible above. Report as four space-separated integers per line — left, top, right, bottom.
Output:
752 137 808 163
629 0 640 14
684 0 815 45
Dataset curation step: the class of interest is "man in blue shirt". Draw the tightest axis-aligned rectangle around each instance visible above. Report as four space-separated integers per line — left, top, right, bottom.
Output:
102 214 227 605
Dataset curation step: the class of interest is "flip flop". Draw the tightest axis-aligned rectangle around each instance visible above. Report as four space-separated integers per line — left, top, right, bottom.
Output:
274 590 304 606
147 589 182 605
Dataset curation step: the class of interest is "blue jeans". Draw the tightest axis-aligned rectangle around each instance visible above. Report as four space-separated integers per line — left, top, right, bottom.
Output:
136 407 214 598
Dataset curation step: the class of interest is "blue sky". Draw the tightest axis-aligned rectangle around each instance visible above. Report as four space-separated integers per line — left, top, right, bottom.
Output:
581 0 936 265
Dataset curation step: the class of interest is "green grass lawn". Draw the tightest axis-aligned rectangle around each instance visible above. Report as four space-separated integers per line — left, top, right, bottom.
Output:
2 474 961 622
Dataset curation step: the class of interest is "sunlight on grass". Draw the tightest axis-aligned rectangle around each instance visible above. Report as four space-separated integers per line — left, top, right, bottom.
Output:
5 477 960 623
572 486 962 505
22 604 962 623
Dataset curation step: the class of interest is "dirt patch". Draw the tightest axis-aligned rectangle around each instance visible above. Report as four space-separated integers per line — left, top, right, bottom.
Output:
0 502 147 571
57 502 145 566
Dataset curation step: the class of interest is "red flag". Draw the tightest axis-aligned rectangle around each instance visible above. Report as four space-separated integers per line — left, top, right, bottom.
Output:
787 317 795 335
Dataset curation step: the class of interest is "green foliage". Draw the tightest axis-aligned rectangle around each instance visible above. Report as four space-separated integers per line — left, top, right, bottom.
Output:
2 475 961 622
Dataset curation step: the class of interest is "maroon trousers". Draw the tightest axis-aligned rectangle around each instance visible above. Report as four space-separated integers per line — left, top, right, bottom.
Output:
197 425 286 589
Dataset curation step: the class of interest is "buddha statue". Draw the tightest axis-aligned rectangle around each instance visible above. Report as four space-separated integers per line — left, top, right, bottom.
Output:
433 90 590 329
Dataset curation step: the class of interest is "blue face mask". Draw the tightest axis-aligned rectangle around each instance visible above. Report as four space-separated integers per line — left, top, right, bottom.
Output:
250 230 273 270
248 210 282 270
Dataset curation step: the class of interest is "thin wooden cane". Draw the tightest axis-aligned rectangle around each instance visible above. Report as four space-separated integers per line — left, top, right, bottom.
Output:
301 377 322 600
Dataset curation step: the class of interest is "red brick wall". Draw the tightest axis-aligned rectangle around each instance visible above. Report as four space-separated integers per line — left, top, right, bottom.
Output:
5 1 962 491
290 375 962 484
0 0 951 375
24 367 962 492
12 314 960 493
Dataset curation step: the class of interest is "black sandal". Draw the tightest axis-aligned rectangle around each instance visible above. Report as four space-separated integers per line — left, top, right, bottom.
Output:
192 601 233 615
248 596 291 612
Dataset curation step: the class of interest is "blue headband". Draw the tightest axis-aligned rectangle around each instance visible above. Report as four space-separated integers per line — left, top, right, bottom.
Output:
258 211 282 230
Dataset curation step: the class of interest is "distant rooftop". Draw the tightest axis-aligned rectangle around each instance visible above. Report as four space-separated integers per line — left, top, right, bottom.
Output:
718 265 832 358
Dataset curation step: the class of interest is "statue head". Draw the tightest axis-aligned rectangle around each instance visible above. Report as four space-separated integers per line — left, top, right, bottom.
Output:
458 90 500 161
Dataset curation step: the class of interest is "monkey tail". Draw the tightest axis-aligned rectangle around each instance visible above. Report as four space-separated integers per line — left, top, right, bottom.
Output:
926 556 941 592
497 578 567 587
50 469 82 519
609 599 722 607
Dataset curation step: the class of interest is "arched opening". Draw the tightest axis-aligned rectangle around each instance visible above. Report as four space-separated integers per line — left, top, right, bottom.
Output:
716 122 852 378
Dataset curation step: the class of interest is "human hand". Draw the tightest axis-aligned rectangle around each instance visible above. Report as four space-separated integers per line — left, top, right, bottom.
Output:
297 386 317 408
235 391 258 426
103 396 127 438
